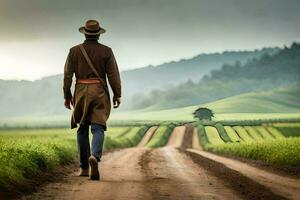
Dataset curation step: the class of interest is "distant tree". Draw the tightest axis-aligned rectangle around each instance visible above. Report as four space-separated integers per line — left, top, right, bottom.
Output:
193 107 214 120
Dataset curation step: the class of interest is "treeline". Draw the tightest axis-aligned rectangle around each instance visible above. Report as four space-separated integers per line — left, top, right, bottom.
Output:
128 42 300 110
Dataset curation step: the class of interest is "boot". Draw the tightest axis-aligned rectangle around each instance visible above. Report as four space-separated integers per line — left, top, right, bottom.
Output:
79 168 89 177
88 155 100 180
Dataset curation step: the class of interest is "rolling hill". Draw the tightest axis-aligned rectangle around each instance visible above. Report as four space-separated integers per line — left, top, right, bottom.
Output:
1 85 299 127
110 85 300 121
201 85 300 113
121 47 278 95
0 47 278 118
130 43 300 110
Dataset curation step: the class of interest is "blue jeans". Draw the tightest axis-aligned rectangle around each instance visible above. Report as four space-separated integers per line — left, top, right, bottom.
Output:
77 123 105 169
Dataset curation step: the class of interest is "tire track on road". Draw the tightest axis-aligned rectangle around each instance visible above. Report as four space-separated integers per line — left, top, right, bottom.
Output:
140 147 240 200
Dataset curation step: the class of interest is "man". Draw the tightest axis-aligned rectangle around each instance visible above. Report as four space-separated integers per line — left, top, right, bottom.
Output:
63 19 121 180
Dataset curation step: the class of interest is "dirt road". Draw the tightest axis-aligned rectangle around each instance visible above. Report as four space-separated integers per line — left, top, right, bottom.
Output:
21 126 298 200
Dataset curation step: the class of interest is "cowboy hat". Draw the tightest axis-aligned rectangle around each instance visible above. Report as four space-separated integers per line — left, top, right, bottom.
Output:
79 20 106 35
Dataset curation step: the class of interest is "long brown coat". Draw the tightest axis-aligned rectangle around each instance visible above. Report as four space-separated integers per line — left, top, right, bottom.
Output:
63 39 121 130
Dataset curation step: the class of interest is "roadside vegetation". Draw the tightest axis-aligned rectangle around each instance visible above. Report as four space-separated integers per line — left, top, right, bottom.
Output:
208 138 300 167
104 126 150 150
147 123 176 147
194 122 300 167
0 129 76 193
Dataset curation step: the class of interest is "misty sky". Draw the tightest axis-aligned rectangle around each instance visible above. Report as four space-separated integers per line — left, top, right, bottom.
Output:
0 0 300 80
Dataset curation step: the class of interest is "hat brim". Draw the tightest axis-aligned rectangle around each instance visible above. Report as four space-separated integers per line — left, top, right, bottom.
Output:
79 26 106 35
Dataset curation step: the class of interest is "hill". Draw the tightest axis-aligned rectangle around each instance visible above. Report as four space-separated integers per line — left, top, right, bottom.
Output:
1 85 299 127
201 85 300 113
0 47 277 118
121 47 278 95
111 85 300 121
129 43 300 110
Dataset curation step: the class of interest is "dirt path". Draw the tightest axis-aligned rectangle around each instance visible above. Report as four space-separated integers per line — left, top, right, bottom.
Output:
166 126 186 147
137 126 158 147
19 126 296 200
22 148 151 200
189 129 300 200
187 149 300 200
22 146 244 200
191 127 202 150
141 147 241 200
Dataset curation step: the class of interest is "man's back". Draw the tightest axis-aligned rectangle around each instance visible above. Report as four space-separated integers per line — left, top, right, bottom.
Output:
63 19 121 180
64 39 121 101
69 40 112 79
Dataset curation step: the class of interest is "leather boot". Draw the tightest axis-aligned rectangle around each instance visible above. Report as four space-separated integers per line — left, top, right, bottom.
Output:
88 155 100 180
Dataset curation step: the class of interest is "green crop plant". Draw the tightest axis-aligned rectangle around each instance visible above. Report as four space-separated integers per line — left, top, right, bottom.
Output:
104 126 149 150
196 124 210 149
272 123 300 137
224 126 242 143
204 126 225 145
147 123 176 147
107 127 131 138
255 126 274 139
207 137 300 167
233 126 255 142
214 123 232 142
244 126 264 141
265 127 285 139
0 129 76 192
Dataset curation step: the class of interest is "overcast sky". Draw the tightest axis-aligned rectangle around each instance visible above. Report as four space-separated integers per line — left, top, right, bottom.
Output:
0 0 300 80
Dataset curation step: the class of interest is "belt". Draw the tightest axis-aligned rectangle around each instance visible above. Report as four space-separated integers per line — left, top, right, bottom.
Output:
76 78 101 84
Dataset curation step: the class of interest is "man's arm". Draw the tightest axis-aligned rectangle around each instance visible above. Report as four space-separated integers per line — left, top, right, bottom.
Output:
106 49 121 108
63 49 75 109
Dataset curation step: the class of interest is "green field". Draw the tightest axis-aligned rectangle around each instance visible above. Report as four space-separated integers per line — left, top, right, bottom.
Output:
201 86 300 113
208 138 300 167
0 126 149 193
0 129 76 192
147 123 176 147
1 120 300 196
195 122 300 167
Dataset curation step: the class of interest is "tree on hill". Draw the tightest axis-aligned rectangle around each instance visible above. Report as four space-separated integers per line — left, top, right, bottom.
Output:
193 108 214 120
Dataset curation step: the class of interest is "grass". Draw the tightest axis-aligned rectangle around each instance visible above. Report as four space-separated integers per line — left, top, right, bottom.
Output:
205 126 225 145
255 126 274 140
272 123 300 137
147 123 176 147
244 126 264 141
0 129 76 192
104 126 149 149
266 127 285 139
201 86 300 113
224 126 241 143
233 126 255 142
106 127 131 138
207 138 300 167
196 124 210 148
214 123 232 142
195 122 300 168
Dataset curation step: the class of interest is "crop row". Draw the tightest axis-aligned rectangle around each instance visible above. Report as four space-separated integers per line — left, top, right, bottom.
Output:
195 123 300 167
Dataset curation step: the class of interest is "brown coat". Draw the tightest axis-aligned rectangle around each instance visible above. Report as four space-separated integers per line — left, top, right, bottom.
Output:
63 39 121 130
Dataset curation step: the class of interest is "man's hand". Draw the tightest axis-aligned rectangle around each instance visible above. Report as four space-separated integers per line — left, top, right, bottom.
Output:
64 98 73 110
113 97 121 108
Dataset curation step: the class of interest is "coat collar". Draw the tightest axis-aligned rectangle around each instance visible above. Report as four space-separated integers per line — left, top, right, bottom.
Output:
84 39 99 44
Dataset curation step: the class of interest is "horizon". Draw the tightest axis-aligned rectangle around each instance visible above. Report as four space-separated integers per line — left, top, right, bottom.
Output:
0 42 291 82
